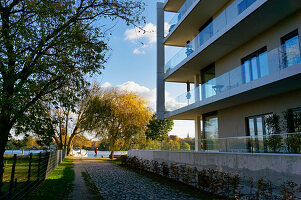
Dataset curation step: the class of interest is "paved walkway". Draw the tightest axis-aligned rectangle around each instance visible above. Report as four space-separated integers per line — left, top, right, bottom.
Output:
84 160 200 200
69 158 98 200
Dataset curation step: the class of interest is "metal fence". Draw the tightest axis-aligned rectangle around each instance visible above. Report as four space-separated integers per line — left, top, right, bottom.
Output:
131 133 301 154
0 150 66 200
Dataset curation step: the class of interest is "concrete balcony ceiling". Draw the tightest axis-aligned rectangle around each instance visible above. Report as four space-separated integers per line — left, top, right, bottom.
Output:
164 0 229 46
164 0 186 12
165 0 301 83
165 63 301 120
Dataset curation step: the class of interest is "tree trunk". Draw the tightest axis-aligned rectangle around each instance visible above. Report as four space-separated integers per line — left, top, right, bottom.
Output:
109 151 114 159
67 144 72 156
0 122 11 192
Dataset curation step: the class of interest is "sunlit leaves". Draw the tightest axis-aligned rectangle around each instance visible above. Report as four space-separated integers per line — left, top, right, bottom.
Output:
84 88 152 151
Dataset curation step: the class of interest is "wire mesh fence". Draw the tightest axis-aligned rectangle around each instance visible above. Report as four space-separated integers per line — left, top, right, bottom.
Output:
0 150 66 200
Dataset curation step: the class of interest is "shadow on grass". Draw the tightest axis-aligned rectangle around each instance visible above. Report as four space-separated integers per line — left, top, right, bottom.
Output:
26 158 74 200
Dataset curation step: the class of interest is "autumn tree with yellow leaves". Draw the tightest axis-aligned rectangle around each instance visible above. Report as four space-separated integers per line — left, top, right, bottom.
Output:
84 88 152 159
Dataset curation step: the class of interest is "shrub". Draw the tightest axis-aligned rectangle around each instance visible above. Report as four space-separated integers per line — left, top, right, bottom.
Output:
285 133 301 153
161 162 169 177
267 134 283 153
119 155 128 165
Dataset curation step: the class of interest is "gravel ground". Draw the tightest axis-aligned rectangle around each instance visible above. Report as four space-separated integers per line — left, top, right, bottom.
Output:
85 161 201 200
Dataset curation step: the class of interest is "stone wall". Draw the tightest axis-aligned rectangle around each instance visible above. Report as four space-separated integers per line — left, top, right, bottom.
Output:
128 150 301 185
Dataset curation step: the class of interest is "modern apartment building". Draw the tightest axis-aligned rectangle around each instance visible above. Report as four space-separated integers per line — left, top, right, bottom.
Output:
156 0 301 152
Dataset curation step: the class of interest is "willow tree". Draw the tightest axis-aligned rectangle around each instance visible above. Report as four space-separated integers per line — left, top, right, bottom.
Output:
84 88 152 159
0 0 145 183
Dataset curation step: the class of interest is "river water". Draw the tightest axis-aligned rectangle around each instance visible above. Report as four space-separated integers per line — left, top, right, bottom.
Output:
4 150 127 158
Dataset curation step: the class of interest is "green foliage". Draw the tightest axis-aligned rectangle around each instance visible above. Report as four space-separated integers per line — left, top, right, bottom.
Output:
162 141 180 151
285 133 301 153
145 114 174 141
283 109 296 133
0 0 145 157
265 114 281 134
84 88 152 158
266 134 283 153
180 142 191 151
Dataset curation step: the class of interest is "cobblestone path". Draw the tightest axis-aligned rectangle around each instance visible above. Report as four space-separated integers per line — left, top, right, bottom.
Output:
85 160 201 200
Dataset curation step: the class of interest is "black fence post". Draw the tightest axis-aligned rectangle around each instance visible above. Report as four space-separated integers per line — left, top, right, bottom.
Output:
43 152 50 180
0 156 4 194
27 153 32 184
37 152 41 182
8 154 17 199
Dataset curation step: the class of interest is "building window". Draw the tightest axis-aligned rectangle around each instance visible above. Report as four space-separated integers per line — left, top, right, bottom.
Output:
241 47 268 83
280 29 301 68
247 113 272 152
201 63 215 99
201 112 218 151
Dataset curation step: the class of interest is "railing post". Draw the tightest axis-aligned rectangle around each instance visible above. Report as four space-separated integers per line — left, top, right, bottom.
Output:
37 152 41 182
27 153 32 184
8 154 17 199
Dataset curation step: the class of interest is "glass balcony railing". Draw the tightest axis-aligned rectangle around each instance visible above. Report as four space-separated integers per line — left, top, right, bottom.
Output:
165 0 258 73
166 40 301 112
131 133 301 154
165 0 198 37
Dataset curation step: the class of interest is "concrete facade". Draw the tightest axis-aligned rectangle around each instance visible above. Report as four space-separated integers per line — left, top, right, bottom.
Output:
158 0 301 138
128 150 301 186
151 0 301 186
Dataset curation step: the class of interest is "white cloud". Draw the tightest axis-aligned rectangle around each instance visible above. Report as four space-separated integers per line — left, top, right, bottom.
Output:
133 44 149 55
124 23 157 55
125 23 156 44
102 81 195 138
101 82 112 88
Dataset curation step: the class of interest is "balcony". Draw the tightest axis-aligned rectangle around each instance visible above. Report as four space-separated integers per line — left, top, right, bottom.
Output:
165 0 198 37
164 0 186 12
164 0 229 45
164 0 301 83
131 133 301 154
165 40 301 118
165 0 259 73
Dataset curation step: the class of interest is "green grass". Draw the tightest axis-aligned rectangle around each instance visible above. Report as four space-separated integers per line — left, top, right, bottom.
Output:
26 157 74 200
1 155 40 195
81 170 103 200
100 158 215 200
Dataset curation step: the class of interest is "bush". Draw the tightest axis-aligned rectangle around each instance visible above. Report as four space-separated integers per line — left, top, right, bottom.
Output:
285 133 301 153
267 135 283 153
122 156 300 199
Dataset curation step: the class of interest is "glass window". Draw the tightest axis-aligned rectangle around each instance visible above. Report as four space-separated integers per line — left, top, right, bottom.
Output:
259 51 269 77
247 113 272 152
202 112 219 151
251 57 258 80
281 30 301 68
242 47 268 83
243 60 251 83
201 63 215 99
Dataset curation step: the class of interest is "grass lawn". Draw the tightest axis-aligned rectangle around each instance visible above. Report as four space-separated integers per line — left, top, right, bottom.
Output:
100 158 214 200
1 155 40 196
26 157 74 200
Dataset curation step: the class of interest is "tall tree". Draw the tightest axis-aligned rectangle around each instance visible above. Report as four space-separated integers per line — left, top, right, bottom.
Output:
84 88 152 159
145 114 174 141
0 0 145 181
15 84 99 155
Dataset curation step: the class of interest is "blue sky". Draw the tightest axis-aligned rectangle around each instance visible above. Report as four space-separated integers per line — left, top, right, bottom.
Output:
93 0 195 138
